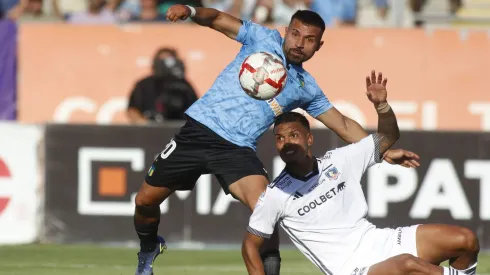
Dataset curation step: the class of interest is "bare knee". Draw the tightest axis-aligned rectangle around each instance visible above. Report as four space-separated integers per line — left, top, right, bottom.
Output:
456 227 480 254
135 190 155 207
134 183 166 218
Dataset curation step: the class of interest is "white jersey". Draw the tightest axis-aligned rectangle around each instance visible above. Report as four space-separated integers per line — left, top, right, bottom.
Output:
248 135 382 275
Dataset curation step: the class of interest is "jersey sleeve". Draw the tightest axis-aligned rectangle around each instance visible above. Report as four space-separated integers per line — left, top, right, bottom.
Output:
334 134 382 178
303 83 333 118
247 187 283 239
235 20 274 45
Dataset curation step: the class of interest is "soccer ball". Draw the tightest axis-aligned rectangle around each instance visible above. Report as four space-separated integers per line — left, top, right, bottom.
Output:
239 52 288 100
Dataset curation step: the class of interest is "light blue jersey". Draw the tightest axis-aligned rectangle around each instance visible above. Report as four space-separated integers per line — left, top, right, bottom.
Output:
185 20 333 150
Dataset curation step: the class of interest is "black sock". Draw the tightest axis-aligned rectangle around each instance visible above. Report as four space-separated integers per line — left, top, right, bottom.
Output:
261 249 281 275
134 218 159 252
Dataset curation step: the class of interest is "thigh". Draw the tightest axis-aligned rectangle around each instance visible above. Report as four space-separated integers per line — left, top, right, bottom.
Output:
416 224 477 265
365 254 441 275
207 145 269 196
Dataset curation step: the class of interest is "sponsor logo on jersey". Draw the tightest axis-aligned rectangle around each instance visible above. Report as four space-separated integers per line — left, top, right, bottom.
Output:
323 152 332 160
397 227 403 245
266 98 283 117
307 181 322 193
292 191 303 200
297 182 346 216
325 166 340 180
297 73 305 87
270 176 292 190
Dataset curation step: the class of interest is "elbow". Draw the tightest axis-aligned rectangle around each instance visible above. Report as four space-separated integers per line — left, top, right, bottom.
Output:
388 131 400 147
386 131 400 149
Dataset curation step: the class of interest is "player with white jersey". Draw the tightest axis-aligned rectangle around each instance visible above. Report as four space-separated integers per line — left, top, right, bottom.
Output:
132 4 420 275
243 77 480 275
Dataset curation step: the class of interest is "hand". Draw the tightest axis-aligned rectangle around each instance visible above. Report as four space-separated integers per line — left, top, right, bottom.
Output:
166 4 192 22
365 70 388 107
383 149 420 168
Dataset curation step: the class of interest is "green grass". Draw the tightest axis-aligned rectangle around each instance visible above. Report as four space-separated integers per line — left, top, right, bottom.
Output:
0 244 489 275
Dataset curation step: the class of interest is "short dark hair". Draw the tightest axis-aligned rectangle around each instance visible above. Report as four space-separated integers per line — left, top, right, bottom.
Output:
274 112 310 132
290 10 325 33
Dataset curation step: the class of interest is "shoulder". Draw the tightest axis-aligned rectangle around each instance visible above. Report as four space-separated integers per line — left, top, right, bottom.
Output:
135 76 156 86
303 71 320 90
327 135 376 158
239 20 282 43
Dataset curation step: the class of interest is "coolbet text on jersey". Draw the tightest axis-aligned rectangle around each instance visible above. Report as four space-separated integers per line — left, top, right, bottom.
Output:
185 20 332 150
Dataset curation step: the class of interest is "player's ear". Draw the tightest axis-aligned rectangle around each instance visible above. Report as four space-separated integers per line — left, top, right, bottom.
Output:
317 40 324 51
307 132 313 147
285 27 288 35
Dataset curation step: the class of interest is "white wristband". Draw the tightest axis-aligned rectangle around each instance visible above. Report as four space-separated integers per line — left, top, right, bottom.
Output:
376 102 391 113
186 5 196 18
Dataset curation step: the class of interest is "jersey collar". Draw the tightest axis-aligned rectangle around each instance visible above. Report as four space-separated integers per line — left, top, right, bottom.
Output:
285 158 319 182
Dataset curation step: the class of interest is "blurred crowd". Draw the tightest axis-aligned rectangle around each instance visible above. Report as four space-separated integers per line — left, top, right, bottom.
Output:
0 0 457 27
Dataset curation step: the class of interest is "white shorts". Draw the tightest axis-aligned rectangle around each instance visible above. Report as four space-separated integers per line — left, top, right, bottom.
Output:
340 225 420 275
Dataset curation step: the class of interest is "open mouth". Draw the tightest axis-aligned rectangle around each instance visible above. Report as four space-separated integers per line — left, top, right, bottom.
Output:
284 150 295 155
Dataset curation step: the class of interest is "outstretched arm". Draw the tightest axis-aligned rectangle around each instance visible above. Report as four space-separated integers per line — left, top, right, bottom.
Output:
316 107 368 144
365 70 400 156
166 5 243 40
316 71 419 167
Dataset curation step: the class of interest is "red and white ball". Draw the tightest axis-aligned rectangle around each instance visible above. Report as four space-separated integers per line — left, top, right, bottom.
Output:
239 52 288 100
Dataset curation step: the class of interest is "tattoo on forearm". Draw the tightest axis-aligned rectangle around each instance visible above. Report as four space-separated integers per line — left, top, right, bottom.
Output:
376 108 399 154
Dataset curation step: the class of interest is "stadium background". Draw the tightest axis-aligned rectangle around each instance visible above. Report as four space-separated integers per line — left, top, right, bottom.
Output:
0 0 489 274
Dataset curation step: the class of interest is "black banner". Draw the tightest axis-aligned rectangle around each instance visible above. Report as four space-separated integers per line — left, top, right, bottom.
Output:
43 124 490 248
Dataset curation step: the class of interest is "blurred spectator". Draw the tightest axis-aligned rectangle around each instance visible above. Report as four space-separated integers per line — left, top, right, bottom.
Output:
304 0 357 26
64 0 122 24
5 0 62 22
127 48 198 124
157 0 202 14
305 0 389 27
252 0 306 24
127 0 166 22
202 0 244 18
410 0 462 27
118 0 202 22
1 0 18 17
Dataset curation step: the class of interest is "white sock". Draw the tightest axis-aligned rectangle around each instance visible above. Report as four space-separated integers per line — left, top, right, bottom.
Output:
455 262 477 275
443 266 465 275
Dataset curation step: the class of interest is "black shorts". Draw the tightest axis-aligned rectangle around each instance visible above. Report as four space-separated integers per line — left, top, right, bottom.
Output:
145 116 268 194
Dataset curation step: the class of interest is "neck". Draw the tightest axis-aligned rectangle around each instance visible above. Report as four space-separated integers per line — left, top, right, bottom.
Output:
286 156 315 178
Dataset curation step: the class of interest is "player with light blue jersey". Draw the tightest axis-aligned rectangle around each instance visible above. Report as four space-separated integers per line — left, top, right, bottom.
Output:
186 20 331 150
132 5 419 275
